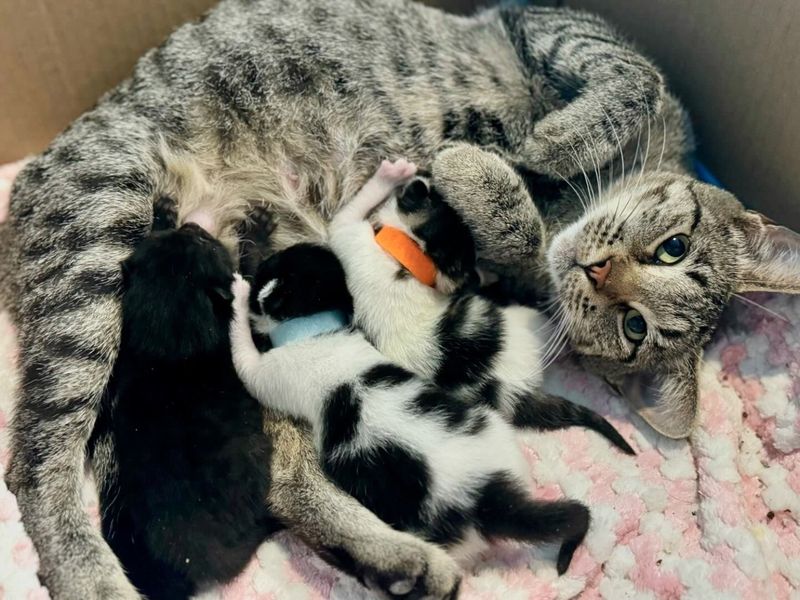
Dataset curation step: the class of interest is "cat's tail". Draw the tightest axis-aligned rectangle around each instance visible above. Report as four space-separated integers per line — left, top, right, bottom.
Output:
511 391 636 455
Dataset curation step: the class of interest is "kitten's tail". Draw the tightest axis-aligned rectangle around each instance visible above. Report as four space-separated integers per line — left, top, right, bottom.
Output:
511 392 636 455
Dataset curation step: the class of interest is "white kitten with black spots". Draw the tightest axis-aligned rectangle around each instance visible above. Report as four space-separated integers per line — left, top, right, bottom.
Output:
230 245 590 572
328 160 635 454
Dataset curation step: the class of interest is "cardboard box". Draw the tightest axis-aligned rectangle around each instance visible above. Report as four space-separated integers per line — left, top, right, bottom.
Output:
1 0 797 227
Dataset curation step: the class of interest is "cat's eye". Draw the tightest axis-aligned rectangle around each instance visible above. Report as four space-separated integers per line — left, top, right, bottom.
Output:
654 234 690 264
623 308 647 343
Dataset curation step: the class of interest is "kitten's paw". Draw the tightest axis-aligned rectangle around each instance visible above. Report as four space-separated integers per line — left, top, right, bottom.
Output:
152 195 178 231
352 531 460 599
231 274 251 310
377 159 418 187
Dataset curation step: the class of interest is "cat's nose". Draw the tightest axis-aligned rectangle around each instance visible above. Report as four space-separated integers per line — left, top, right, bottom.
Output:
585 259 612 289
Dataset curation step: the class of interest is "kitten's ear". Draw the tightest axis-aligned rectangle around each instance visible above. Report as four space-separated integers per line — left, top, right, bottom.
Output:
609 355 699 439
737 210 800 294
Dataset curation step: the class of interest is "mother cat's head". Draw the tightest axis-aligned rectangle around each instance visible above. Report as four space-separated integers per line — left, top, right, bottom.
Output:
547 171 800 438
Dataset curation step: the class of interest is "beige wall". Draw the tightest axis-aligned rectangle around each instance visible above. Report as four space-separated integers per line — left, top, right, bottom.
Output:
565 0 800 227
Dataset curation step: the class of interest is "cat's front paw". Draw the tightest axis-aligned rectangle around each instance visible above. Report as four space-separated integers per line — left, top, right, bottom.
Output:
346 529 461 599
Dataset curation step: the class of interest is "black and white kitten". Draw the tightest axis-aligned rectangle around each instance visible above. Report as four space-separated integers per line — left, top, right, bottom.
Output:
229 244 590 572
95 202 279 600
329 160 634 455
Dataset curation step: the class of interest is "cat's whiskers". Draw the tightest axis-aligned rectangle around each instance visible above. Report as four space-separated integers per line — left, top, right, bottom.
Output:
577 124 605 207
613 83 654 231
554 168 591 214
655 110 668 174
565 137 598 210
733 293 791 323
539 300 576 371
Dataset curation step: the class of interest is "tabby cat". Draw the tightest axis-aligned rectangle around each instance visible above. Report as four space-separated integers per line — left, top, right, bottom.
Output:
4 0 798 597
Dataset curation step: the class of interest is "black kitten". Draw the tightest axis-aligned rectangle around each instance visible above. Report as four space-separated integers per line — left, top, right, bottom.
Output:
95 210 279 600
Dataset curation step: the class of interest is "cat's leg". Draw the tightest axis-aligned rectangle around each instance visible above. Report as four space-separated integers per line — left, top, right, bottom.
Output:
504 7 666 178
510 391 635 455
473 474 590 575
265 415 461 599
431 143 550 297
6 124 161 598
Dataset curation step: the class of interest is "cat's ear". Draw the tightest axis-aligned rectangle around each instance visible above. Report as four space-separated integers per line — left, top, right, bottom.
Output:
737 210 800 294
607 354 699 439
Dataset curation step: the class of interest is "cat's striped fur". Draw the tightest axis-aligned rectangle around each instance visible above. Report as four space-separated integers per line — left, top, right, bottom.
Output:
4 0 706 597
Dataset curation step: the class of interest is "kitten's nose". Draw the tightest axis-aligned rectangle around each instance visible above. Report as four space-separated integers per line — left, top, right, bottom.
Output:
585 259 612 289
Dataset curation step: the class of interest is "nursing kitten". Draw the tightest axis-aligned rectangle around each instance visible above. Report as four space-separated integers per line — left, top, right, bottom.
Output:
95 206 278 600
329 159 634 455
230 245 590 573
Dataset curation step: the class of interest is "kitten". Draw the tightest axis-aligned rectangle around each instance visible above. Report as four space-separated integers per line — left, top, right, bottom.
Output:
97 205 279 600
229 244 590 573
329 159 634 455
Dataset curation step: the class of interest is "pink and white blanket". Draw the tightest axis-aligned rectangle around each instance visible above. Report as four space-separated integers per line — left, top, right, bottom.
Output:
1 160 798 599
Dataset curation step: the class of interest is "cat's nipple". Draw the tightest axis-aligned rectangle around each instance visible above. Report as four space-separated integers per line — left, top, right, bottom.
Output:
585 259 612 289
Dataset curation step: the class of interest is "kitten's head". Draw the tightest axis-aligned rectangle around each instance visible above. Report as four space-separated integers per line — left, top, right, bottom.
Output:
249 243 353 335
120 223 235 361
376 175 479 293
548 172 800 437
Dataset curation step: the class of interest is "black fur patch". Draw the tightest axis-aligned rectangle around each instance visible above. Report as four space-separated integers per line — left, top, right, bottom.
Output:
251 244 353 321
411 186 478 286
435 296 502 388
428 506 471 545
323 443 429 531
361 364 414 388
411 389 469 428
321 384 362 453
477 379 500 410
473 472 590 574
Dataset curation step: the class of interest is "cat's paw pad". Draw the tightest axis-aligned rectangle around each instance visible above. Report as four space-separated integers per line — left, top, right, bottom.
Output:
377 159 417 186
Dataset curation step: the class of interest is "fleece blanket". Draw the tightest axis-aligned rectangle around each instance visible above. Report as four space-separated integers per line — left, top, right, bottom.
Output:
0 159 798 600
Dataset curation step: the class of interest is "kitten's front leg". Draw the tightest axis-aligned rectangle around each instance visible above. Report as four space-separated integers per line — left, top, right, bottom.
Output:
333 159 417 227
229 275 272 402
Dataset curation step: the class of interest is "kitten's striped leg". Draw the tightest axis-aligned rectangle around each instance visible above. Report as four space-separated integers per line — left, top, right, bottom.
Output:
502 7 666 178
7 133 158 599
